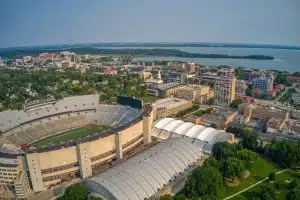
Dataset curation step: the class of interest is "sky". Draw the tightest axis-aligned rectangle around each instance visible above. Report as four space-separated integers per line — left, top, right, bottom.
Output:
0 0 300 48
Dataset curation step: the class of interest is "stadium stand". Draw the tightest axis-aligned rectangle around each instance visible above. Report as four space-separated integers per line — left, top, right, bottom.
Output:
0 95 142 147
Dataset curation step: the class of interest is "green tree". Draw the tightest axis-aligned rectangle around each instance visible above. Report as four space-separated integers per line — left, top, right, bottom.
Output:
59 184 88 200
268 141 300 168
235 149 258 169
268 172 276 182
287 188 300 200
159 194 173 200
184 166 223 198
241 130 258 150
221 157 245 179
229 99 244 109
87 196 103 200
172 193 186 200
260 186 275 200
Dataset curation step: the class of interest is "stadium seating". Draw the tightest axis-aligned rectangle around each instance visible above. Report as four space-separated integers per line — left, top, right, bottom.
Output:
0 102 142 146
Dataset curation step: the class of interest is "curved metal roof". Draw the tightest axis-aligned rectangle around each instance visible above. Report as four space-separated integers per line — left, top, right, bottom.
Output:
185 125 206 138
173 122 194 135
153 118 233 153
85 138 203 200
164 120 185 132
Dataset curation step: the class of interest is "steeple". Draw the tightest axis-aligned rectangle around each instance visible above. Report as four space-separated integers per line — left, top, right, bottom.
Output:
157 70 161 80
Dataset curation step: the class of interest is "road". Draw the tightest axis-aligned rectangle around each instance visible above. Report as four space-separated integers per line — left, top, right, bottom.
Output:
274 87 289 103
223 169 288 200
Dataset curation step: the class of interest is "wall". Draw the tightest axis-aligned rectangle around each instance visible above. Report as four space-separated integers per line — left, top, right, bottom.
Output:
26 120 145 192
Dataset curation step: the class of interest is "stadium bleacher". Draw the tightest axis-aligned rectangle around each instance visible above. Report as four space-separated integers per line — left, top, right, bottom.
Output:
0 98 142 147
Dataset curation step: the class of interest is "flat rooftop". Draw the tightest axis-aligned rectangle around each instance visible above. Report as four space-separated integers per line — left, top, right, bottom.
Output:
154 98 190 110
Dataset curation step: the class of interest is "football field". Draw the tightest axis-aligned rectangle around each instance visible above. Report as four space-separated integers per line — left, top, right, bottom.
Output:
30 125 110 148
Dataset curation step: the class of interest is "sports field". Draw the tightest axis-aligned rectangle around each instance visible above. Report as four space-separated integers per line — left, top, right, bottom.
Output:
30 125 110 148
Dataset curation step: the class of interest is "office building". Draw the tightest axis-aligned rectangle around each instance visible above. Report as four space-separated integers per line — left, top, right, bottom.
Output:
153 98 192 120
175 84 210 103
252 77 273 96
214 77 236 107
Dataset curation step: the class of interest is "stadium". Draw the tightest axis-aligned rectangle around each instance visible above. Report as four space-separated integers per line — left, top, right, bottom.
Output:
0 94 234 200
0 94 153 198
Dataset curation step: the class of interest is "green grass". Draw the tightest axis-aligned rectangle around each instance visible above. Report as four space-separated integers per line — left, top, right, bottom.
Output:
139 95 161 103
231 170 300 200
30 125 110 148
217 156 280 200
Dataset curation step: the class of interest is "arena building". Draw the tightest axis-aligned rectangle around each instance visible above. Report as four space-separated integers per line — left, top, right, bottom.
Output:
84 118 234 200
0 94 153 198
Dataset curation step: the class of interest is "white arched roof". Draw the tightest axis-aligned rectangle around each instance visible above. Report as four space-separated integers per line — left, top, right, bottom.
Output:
154 118 175 130
153 118 233 154
85 138 203 200
196 128 218 142
174 122 194 135
164 120 185 132
184 125 206 138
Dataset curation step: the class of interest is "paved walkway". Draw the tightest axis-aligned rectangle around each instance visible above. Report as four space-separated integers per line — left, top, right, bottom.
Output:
223 169 288 200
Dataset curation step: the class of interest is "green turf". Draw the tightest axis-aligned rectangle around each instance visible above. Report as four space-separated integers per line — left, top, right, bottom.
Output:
231 170 300 200
139 95 161 103
217 156 280 200
30 125 110 148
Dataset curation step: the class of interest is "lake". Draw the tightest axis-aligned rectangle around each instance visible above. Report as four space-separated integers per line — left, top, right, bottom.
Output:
97 46 300 72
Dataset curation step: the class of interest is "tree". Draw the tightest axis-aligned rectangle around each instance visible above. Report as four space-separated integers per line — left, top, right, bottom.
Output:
268 141 300 168
235 149 258 169
184 166 223 198
241 130 258 150
221 157 245 179
59 184 88 200
259 186 275 200
230 99 244 109
87 196 103 200
203 157 220 170
159 194 173 200
268 172 276 182
287 189 300 200
199 195 216 200
172 193 186 200
212 142 238 161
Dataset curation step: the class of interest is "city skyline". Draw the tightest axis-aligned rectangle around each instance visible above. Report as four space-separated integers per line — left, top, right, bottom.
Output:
1 0 300 48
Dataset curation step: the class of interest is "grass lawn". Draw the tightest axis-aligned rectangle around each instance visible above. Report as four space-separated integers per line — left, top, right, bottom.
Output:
140 95 160 103
30 125 110 148
231 169 300 200
217 156 280 200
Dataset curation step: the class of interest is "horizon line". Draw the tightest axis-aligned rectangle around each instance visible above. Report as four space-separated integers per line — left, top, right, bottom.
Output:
1 41 300 50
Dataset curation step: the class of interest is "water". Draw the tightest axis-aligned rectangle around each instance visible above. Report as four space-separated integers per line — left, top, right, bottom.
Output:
97 46 300 72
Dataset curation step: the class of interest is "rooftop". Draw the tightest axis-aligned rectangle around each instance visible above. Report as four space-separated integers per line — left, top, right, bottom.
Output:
154 98 190 110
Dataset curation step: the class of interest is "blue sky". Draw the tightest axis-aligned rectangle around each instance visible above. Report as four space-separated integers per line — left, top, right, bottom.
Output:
0 0 299 48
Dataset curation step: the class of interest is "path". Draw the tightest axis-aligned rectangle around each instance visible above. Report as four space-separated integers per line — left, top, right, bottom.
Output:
223 169 288 200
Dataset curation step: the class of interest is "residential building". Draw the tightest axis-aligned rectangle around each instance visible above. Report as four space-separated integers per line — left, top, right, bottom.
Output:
218 68 234 78
147 82 186 97
200 72 218 85
198 109 238 129
252 77 274 97
292 89 300 104
161 72 184 83
186 63 196 73
238 103 289 133
153 98 192 120
175 84 210 103
214 77 236 107
235 80 248 97
0 145 31 199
